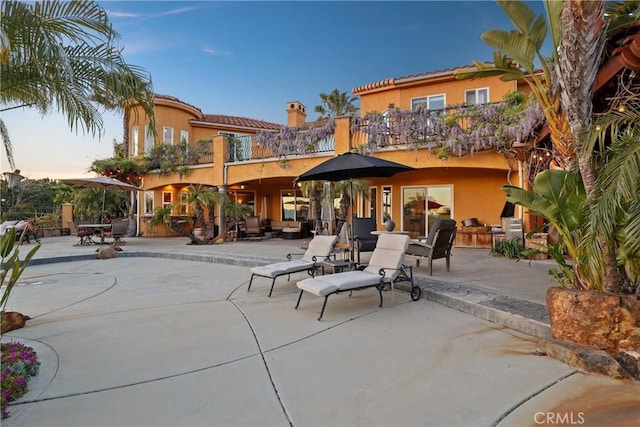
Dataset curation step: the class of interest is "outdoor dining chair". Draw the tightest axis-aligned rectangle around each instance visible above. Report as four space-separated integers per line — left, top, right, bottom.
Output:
67 220 95 246
104 218 129 245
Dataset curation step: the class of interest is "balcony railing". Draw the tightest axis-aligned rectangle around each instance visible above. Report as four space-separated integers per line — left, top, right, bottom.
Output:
227 123 336 163
350 100 543 157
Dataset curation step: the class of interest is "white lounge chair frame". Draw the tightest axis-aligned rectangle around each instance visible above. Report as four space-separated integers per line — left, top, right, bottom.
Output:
248 235 338 297
295 233 416 320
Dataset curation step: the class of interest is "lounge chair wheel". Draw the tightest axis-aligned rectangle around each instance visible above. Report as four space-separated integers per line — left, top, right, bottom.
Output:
410 286 422 301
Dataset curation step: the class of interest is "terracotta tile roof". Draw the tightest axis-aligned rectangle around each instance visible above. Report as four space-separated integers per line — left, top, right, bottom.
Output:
154 94 283 130
352 65 475 94
200 114 283 131
154 94 203 117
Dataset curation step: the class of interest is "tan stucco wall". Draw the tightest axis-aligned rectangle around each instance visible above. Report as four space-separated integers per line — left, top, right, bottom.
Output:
359 73 517 115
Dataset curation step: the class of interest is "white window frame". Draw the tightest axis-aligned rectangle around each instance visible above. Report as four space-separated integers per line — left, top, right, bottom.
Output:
163 127 174 145
464 88 489 105
179 191 189 215
400 184 454 235
411 94 446 112
180 130 189 144
131 126 139 156
143 191 154 215
144 125 154 154
381 185 392 224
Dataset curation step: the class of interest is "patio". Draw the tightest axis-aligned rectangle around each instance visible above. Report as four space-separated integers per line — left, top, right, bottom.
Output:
4 238 639 426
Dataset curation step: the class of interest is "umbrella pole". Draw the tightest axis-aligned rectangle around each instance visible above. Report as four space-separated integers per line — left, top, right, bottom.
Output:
350 178 355 262
101 187 107 223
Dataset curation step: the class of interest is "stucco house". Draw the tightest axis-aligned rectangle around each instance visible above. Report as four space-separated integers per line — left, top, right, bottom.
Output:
125 68 544 245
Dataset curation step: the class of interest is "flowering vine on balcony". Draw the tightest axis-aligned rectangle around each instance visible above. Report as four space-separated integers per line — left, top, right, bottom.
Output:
351 92 545 159
254 118 336 159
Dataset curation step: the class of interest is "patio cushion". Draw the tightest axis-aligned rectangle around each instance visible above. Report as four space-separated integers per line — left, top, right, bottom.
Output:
297 270 382 296
251 260 315 278
301 235 338 262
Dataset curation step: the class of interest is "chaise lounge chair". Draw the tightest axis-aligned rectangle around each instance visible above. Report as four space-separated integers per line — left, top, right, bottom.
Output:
295 233 415 320
248 235 338 297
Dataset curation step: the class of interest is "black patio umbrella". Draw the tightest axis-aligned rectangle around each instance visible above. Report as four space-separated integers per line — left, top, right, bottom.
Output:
294 152 416 253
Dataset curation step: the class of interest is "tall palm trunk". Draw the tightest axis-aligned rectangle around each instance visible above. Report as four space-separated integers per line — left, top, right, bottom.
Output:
556 0 620 292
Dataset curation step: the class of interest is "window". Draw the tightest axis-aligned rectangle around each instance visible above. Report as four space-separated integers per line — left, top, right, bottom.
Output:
465 88 489 105
162 191 173 210
411 94 445 112
144 191 154 215
163 127 173 145
281 190 309 221
179 191 189 215
401 185 453 238
180 130 189 144
381 186 392 223
131 126 139 156
144 125 154 154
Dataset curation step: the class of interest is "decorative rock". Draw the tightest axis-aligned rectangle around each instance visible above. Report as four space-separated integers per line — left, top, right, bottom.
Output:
546 287 640 355
1 311 30 334
540 338 628 379
617 351 640 381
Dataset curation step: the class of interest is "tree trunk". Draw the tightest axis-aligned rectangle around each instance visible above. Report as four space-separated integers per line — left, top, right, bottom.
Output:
556 0 620 292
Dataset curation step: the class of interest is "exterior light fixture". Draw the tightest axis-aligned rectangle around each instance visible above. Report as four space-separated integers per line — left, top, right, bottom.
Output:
3 169 25 189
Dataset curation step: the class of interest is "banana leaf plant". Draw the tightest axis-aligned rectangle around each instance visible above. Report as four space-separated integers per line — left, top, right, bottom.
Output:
502 169 587 288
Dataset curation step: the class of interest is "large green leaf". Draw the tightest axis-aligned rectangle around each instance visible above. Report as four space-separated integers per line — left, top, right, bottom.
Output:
497 0 536 35
481 29 536 70
543 0 563 56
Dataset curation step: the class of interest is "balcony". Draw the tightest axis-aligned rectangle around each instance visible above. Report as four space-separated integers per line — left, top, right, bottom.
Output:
227 120 336 163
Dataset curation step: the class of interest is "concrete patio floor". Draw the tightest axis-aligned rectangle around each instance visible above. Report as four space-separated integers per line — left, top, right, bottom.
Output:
2 236 639 426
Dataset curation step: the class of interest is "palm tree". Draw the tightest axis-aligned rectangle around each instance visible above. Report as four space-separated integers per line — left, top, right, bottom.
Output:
298 181 323 234
0 0 156 169
331 179 370 236
459 0 639 293
189 184 222 243
314 88 359 119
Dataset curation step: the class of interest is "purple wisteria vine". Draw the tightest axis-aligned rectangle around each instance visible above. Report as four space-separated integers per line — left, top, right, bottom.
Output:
254 119 336 159
351 94 544 159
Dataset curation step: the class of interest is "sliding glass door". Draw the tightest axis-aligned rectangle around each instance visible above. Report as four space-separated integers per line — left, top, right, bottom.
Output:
401 186 452 238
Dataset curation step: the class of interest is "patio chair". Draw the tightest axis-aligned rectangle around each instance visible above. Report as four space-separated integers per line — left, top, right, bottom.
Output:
104 218 129 245
68 220 95 246
248 235 338 297
295 233 413 320
244 216 264 238
405 218 457 275
352 217 378 265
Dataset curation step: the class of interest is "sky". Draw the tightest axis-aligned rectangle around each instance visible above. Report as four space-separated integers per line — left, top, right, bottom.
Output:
1 0 548 180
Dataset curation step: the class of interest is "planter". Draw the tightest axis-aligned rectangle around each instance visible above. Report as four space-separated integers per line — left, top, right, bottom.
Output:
384 220 396 232
546 287 640 355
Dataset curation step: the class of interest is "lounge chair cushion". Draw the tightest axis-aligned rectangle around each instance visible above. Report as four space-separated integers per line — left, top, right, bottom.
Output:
297 271 382 296
251 260 316 278
250 235 338 278
301 235 338 262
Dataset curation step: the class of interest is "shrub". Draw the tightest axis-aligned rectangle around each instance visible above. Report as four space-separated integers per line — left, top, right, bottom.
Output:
1 342 40 419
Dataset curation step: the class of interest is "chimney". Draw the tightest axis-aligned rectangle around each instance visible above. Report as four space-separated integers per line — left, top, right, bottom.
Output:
286 101 306 127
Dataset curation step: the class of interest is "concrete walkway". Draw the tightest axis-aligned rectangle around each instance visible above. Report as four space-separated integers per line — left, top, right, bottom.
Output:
2 236 639 426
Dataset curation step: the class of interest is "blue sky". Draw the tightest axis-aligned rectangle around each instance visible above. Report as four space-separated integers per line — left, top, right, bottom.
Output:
2 0 548 179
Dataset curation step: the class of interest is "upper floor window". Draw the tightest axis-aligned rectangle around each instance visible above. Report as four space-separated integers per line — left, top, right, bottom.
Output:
180 130 189 144
131 126 139 156
411 94 445 112
465 88 489 105
144 125 154 154
163 127 173 145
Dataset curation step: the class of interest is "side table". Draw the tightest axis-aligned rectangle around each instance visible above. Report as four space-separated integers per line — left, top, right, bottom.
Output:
321 259 354 274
